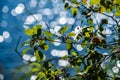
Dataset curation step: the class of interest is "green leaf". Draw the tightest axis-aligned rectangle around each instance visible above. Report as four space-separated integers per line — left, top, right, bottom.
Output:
87 18 93 25
30 40 35 47
36 24 42 29
67 32 76 37
99 6 105 13
101 19 108 24
35 50 44 62
62 55 69 60
39 39 45 45
40 43 49 50
64 3 71 10
114 6 120 17
86 66 92 73
32 27 38 34
43 61 49 69
21 39 30 48
43 31 53 38
31 68 40 72
72 8 78 17
22 48 31 55
25 28 33 36
30 62 41 72
30 62 41 68
21 42 26 48
99 26 103 32
85 32 90 38
66 39 72 51
37 29 42 36
90 0 100 5
77 58 82 63
32 25 42 36
72 51 77 56
59 26 68 34
81 40 87 48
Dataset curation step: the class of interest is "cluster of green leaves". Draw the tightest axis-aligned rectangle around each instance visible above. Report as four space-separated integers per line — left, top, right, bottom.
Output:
20 0 120 80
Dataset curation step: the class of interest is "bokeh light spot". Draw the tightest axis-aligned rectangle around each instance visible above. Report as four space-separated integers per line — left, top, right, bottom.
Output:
0 20 8 27
58 17 67 25
2 5 9 13
58 60 69 67
2 31 10 39
76 45 83 51
112 66 119 73
15 3 25 14
0 35 4 43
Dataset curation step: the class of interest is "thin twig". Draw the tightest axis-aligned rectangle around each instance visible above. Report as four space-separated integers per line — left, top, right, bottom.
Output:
14 36 23 59
102 13 118 32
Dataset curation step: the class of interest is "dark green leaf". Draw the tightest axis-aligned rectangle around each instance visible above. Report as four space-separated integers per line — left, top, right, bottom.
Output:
30 40 35 47
35 50 44 62
43 61 49 69
99 26 104 32
101 19 108 24
37 29 42 36
64 3 71 10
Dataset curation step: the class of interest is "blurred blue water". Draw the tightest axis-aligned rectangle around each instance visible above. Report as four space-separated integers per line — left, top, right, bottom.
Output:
0 0 117 80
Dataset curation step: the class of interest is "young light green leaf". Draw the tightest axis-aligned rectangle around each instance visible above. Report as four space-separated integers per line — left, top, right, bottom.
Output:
59 26 68 34
43 31 53 38
31 68 39 72
72 8 78 17
25 28 33 36
90 0 100 5
72 51 77 56
40 43 49 50
36 24 42 29
86 66 92 73
30 62 41 68
67 32 76 37
22 48 31 55
87 18 93 25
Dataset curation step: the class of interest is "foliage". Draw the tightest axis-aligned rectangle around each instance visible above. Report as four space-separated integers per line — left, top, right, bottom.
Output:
19 0 120 80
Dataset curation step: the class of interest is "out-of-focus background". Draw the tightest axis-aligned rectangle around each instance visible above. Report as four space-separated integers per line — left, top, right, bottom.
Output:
1 0 118 80
0 0 77 79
